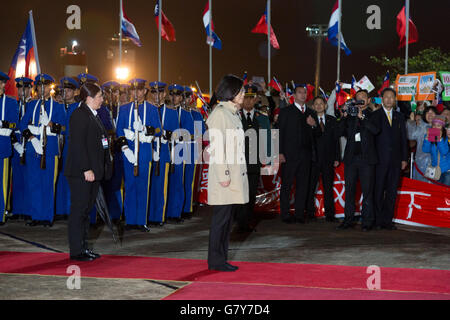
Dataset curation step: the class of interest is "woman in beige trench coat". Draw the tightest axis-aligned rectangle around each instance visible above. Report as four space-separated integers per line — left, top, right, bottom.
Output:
206 75 249 272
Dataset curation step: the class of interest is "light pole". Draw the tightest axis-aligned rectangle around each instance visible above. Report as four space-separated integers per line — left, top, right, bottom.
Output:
306 25 328 96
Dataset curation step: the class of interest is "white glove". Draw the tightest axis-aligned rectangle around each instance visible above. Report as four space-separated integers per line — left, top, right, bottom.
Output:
133 120 144 131
0 121 2 127
31 137 43 155
40 113 50 126
122 147 136 165
13 143 24 155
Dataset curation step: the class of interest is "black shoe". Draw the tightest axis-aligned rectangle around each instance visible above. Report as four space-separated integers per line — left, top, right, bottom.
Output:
282 216 296 224
208 264 236 272
226 263 239 270
0 222 5 226
296 217 305 224
307 216 317 223
70 253 95 262
26 220 39 227
84 249 101 259
42 221 53 227
138 225 151 232
181 212 192 220
325 217 339 223
374 225 383 231
336 222 352 230
236 226 255 233
362 226 372 232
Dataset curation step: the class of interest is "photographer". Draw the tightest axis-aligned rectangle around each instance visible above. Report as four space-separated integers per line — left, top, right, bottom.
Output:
335 89 379 231
406 106 437 182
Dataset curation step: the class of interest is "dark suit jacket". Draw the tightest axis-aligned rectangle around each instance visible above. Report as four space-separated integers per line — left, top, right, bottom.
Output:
64 103 113 181
279 104 320 162
315 114 340 166
372 108 408 166
240 109 261 174
336 108 380 166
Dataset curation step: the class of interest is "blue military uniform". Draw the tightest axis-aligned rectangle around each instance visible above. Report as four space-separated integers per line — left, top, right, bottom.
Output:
0 72 20 223
11 77 33 219
116 79 161 230
19 74 66 226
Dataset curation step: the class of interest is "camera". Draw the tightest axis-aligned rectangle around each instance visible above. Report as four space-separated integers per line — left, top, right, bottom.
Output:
343 99 365 117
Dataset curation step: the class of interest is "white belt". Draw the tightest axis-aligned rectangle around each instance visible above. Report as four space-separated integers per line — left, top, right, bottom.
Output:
0 128 12 137
28 125 57 137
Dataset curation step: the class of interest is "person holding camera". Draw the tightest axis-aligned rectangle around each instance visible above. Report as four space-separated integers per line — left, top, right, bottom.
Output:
422 116 450 185
372 88 408 231
335 89 379 231
406 106 437 182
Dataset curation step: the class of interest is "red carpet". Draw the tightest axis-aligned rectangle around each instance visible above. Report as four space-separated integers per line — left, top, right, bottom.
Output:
1 251 449 300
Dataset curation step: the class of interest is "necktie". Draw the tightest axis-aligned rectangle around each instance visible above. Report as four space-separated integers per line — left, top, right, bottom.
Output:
387 111 392 126
320 117 325 132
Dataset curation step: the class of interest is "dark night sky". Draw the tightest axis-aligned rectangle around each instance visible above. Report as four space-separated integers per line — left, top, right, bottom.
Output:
1 0 449 92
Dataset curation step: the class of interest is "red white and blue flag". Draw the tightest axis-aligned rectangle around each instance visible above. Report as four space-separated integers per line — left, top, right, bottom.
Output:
319 87 329 101
378 71 390 96
327 0 351 56
242 72 248 85
5 11 41 98
336 82 349 106
252 1 280 50
154 1 176 42
121 2 142 47
350 75 357 97
203 2 222 50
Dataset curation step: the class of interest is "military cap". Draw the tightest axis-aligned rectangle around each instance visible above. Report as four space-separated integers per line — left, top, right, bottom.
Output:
184 86 193 97
102 81 120 91
119 84 130 93
244 84 258 97
0 72 10 82
34 74 54 86
77 73 99 85
128 78 147 90
149 81 167 92
15 77 33 88
168 84 185 95
60 77 79 90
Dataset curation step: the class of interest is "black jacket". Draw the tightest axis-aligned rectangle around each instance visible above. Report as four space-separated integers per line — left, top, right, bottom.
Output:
240 110 261 174
371 108 408 166
336 108 380 166
315 114 341 166
279 104 320 162
64 103 113 181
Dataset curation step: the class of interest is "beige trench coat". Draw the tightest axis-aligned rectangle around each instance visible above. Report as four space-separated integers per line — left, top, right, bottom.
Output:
206 101 249 206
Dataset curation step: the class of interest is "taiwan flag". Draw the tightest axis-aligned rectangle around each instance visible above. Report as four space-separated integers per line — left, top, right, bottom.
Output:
155 0 176 42
378 71 390 96
397 6 418 49
5 11 41 98
252 1 280 49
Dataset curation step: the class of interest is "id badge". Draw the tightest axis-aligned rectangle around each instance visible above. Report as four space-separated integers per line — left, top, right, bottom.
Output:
355 132 361 142
102 137 109 149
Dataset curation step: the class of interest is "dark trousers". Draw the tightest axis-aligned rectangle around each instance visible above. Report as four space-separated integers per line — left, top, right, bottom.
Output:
67 177 100 256
236 172 259 228
344 160 375 227
374 164 401 228
280 159 311 221
307 162 335 219
208 204 238 267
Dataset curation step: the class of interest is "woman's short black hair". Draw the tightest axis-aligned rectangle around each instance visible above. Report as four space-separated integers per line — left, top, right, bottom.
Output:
80 83 102 102
214 74 244 102
422 106 438 124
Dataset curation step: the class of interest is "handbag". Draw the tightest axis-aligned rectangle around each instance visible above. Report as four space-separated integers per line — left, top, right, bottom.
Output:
424 153 441 181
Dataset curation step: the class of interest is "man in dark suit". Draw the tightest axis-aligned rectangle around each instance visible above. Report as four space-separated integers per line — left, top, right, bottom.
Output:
307 96 340 222
372 88 408 230
64 83 113 261
336 90 380 231
278 84 320 224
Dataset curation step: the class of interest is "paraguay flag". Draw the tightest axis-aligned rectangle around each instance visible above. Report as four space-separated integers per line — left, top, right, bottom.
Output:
327 0 351 56
378 71 390 96
155 1 176 42
252 1 280 50
5 11 41 98
121 1 142 47
203 2 222 50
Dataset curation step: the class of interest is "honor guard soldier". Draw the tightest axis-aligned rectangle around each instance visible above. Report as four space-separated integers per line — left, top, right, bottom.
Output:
19 74 66 226
179 86 197 220
116 78 161 231
75 73 99 103
148 81 175 226
0 72 19 224
55 77 80 218
101 81 124 221
165 84 186 223
10 77 33 220
119 84 131 106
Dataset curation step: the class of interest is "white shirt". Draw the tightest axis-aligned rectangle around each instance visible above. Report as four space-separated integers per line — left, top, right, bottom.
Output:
243 108 255 121
294 102 307 113
86 103 98 116
382 106 393 122
317 114 326 126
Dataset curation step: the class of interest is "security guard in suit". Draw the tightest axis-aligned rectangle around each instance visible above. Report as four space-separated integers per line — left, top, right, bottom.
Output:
19 74 66 226
148 81 177 226
10 77 33 220
116 79 161 232
0 72 19 224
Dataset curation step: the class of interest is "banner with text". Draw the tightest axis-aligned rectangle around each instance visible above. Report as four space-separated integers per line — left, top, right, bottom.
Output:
439 71 450 101
395 72 436 101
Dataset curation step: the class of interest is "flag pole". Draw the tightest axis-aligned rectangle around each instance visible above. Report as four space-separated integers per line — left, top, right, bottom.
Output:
158 0 162 82
267 0 271 84
29 11 40 75
119 0 123 68
405 0 410 74
337 0 342 82
209 0 213 97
